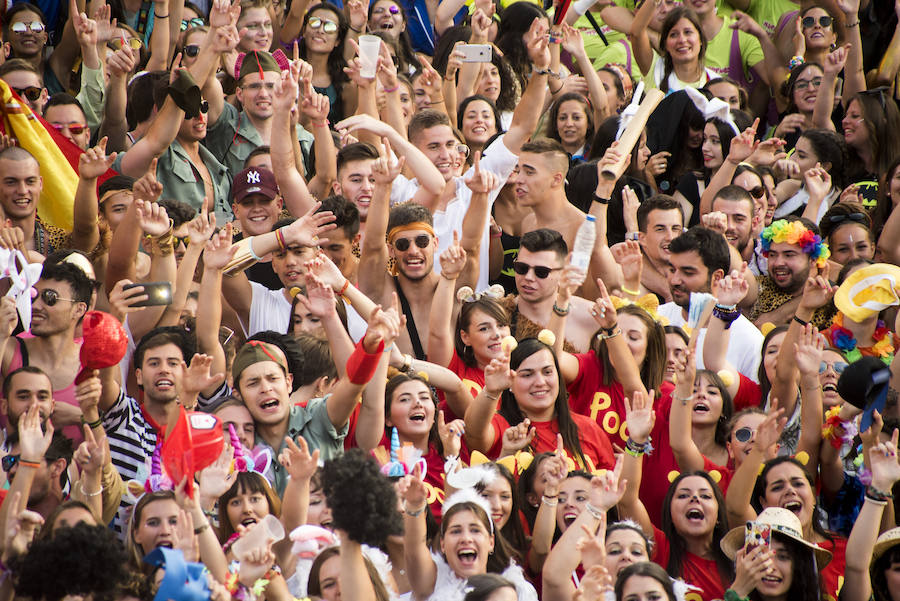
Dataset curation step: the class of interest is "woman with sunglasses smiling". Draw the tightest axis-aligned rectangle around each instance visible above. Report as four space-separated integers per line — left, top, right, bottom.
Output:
3 3 67 95
773 129 847 222
297 3 352 124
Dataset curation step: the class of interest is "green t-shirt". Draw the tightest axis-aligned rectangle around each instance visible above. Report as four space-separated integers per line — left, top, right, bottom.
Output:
704 15 765 84
572 0 633 66
749 0 799 36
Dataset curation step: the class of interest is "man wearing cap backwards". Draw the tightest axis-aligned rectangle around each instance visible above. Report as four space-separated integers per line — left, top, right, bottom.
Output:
204 49 315 180
741 216 835 328
229 166 287 290
233 298 401 495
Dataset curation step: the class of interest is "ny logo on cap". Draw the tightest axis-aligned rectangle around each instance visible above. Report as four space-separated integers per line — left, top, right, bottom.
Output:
247 170 261 184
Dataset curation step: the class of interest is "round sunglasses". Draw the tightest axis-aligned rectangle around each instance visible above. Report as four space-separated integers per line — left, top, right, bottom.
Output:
33 288 79 306
307 16 338 34
10 21 45 34
393 234 431 251
733 427 754 443
801 15 832 29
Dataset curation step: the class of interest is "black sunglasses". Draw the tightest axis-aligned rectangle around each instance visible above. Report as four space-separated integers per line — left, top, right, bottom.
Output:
748 186 765 199
801 15 832 29
860 86 889 112
2 454 19 472
513 261 559 279
183 44 200 58
733 427 753 443
33 288 78 307
393 235 430 251
828 212 868 226
13 86 41 102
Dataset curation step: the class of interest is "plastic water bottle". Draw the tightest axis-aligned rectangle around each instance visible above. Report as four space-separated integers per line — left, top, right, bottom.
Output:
570 215 596 271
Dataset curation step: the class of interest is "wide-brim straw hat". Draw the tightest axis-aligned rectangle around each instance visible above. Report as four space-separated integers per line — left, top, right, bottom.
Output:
720 507 832 568
872 527 900 565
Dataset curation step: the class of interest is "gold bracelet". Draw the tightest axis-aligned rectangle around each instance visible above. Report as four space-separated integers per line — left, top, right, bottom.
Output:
621 285 640 296
144 219 175 256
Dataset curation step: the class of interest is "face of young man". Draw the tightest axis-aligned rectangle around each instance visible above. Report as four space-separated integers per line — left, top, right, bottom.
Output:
232 194 283 237
766 242 813 295
640 208 684 263
667 250 714 310
712 197 755 255
514 248 564 304
236 70 280 121
44 103 90 150
30 279 85 337
0 155 41 220
334 160 376 222
1 370 54 427
514 152 565 209
321 227 359 277
272 245 316 289
238 361 293 428
412 124 462 182
1 69 46 115
388 228 437 281
135 342 186 405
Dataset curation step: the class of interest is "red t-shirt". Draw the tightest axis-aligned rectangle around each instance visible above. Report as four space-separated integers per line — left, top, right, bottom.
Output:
566 352 632 447
438 352 486 422
486 412 615 471
820 535 847 601
651 525 728 601
733 373 762 411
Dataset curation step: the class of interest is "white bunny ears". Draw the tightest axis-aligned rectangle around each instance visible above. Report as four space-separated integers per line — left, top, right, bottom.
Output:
684 87 740 135
1 249 41 331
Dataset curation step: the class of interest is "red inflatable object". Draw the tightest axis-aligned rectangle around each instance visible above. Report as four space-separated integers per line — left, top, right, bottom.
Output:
162 408 224 498
76 311 128 383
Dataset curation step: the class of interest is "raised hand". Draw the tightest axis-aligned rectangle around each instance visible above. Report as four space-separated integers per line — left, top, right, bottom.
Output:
173 508 199 562
107 279 148 319
72 0 98 49
747 137 787 167
437 411 465 458
644 151 670 178
596 142 626 182
18 402 53 463
753 399 787 454
136 200 171 237
73 424 104 475
557 263 587 302
371 137 406 185
611 239 643 292
1 491 44 563
363 293 405 351
238 542 276 586
281 202 337 248
304 250 347 290
296 273 336 318
133 158 163 203
74 372 103 420
794 324 825 378
278 434 320 481
728 120 760 164
701 211 728 235
774 114 805 140
376 41 399 90
199 446 238 503
524 17 551 70
731 545 774 597
713 267 750 307
623 390 655 443
397 462 427 509
575 565 613 601
484 351 514 398
438 231 467 281
0 221 26 254
107 43 136 79
273 67 300 114
445 42 465 82
824 44 850 77
590 279 618 329
181 353 225 401
464 152 498 195
729 10 765 37
501 418 536 456
560 22 587 58
470 8 492 43
0 297 18 338
577 525 609 573
590 453 626 511
346 0 369 33
209 0 241 28
300 90 331 125
92 3 117 44
798 262 835 312
187 197 216 247
869 428 900 493
79 137 117 180
802 163 832 202
542 440 568 497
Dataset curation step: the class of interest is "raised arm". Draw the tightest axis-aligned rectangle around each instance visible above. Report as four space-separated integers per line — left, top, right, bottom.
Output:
699 120 759 217
870 2 900 87
356 140 400 302
704 268 750 398
837 0 866 106
195 228 232 390
427 233 467 369
271 66 317 217
97 43 137 153
399 466 437 599
146 0 172 71
728 12 783 88
528 447 568 575
669 344 710 473
616 390 655 536
277 435 320 539
71 138 116 254
458 153 496 288
628 0 658 76
793 324 826 475
158 200 215 328
503 19 551 154
464 353 511 453
561 23 609 125
813 45 847 128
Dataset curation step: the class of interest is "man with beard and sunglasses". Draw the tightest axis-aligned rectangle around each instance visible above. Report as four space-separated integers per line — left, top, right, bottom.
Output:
112 20 239 223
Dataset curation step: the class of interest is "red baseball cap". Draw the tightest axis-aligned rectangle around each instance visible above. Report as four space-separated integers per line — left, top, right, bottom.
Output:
232 167 279 203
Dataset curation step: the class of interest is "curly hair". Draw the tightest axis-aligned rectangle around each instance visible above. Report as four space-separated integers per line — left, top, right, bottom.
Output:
321 448 403 546
14 523 130 601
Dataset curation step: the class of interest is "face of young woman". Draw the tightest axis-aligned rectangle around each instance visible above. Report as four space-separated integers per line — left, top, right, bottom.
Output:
819 349 846 409
757 538 795 596
226 485 271 531
620 313 650 370
511 349 560 421
763 331 786 385
725 412 766 467
842 99 869 149
441 509 494 578
399 85 414 125
620 574 670 601
460 309 511 366
598 70 625 114
526 457 559 506
792 65 824 114
556 476 591 532
702 122 724 170
791 136 822 176
370 0 404 37
634 131 652 171
828 223 873 266
480 477 513 529
238 7 273 52
316 554 342 601
303 9 341 55
308 488 334 530
761 462 815 529
556 99 589 150
388 380 436 439
461 99 498 147
291 302 326 338
669 475 719 539
476 63 502 104
707 80 741 111
665 17 701 65
886 560 900 601
604 528 650 576
664 332 687 383
691 373 724 428
801 7 835 50
133 499 180 553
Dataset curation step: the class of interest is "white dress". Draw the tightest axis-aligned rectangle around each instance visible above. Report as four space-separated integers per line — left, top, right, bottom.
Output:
423 552 538 601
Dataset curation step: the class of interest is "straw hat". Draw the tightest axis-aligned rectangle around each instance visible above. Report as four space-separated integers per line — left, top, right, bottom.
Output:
872 527 900 565
720 507 832 567
834 263 900 322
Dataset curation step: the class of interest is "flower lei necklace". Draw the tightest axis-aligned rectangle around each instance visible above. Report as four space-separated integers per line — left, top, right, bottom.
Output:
827 312 895 364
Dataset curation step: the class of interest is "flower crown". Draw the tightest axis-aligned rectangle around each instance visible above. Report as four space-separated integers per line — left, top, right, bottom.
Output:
760 220 830 268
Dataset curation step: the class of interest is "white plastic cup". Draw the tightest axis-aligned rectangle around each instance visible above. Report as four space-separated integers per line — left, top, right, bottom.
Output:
358 35 381 79
231 514 286 560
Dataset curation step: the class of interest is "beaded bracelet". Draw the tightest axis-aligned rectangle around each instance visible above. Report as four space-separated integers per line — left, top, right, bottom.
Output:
712 304 740 329
789 55 804 69
552 302 570 316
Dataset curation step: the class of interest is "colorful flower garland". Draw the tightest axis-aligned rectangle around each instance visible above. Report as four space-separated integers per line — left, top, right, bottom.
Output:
827 312 895 364
760 219 830 268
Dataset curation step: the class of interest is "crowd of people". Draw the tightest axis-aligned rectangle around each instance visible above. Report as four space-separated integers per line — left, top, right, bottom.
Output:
0 0 899 600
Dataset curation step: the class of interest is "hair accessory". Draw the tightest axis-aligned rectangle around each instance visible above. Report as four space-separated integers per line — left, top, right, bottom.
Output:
760 322 776 337
684 87 740 135
760 220 830 268
379 427 427 478
720 507 832 566
496 450 534 475
446 458 498 489
615 81 644 141
442 487 494 534
456 283 504 303
289 286 302 299
716 370 734 388
609 293 667 324
500 335 518 354
229 424 273 475
537 329 556 347
0 249 41 331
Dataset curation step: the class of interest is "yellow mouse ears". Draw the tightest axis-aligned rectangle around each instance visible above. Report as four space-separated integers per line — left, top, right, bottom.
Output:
760 322 777 337
610 294 669 325
501 335 518 354
289 286 303 299
537 329 556 347
756 451 810 475
667 469 722 484
717 370 735 388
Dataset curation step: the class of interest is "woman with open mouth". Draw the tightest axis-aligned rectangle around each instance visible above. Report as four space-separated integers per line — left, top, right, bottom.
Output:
400 476 538 601
215 471 288 561
618 389 735 601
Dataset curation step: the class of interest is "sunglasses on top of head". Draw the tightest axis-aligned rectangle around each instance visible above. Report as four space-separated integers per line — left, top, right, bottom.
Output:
181 17 206 31
393 235 430 251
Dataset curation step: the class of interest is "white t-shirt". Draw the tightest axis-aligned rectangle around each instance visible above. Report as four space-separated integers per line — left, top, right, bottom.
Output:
659 301 763 383
246 281 292 336
389 134 519 291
